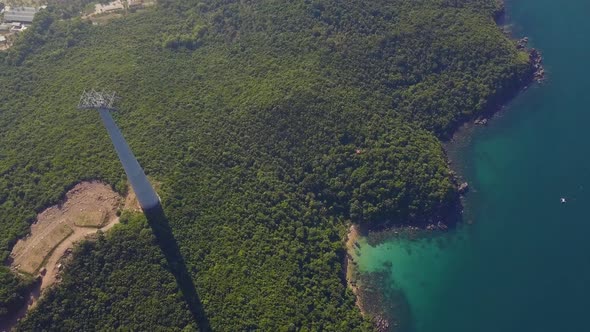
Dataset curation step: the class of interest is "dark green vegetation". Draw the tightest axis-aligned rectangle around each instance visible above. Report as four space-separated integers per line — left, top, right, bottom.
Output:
0 0 531 329
0 267 34 322
46 0 112 19
18 213 196 331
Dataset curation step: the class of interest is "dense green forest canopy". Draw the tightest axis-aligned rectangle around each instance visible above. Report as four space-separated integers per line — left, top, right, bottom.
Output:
0 266 34 321
0 0 531 329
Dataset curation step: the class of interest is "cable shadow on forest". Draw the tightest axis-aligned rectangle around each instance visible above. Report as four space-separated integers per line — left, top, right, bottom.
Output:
144 204 211 332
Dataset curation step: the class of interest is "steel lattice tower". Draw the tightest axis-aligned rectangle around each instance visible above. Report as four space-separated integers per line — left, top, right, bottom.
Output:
79 90 160 211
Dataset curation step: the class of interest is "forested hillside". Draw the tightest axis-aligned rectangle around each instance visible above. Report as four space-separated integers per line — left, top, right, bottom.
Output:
18 213 196 331
0 0 531 329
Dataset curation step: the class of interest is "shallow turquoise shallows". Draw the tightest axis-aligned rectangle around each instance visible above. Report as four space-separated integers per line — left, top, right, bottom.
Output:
354 0 590 331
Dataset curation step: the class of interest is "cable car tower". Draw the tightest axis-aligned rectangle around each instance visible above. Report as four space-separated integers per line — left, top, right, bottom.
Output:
79 90 160 211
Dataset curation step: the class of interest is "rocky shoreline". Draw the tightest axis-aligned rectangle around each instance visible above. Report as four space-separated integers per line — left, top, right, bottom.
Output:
517 37 545 84
347 223 423 332
472 36 545 129
345 225 364 315
345 225 393 332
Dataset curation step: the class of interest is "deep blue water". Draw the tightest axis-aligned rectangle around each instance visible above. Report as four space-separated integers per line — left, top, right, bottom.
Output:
354 0 590 331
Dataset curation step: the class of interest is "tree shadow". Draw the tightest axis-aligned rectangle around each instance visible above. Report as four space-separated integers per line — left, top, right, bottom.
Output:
144 204 211 332
0 278 41 332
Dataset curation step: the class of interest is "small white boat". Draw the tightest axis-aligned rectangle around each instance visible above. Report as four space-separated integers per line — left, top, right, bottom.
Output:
560 197 567 204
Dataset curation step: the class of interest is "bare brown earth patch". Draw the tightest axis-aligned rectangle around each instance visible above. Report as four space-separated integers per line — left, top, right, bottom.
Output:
9 181 125 294
0 181 147 329
123 184 142 213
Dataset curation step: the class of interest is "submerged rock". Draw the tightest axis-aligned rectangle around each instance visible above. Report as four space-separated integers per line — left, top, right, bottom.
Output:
530 48 545 82
458 182 469 194
373 315 390 332
517 36 529 49
474 118 488 126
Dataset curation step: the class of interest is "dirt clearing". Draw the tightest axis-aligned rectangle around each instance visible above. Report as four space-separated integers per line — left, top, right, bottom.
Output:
10 181 123 279
3 180 149 329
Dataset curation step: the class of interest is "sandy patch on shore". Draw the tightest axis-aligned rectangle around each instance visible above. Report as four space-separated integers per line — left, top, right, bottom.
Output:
346 224 366 316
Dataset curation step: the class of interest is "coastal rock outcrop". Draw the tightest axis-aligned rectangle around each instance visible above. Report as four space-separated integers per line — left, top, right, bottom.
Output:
458 182 469 194
517 36 545 83
530 48 545 82
373 315 390 332
516 37 529 49
474 118 488 126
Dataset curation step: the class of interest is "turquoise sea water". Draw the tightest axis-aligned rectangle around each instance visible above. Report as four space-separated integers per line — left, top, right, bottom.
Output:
354 0 590 331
